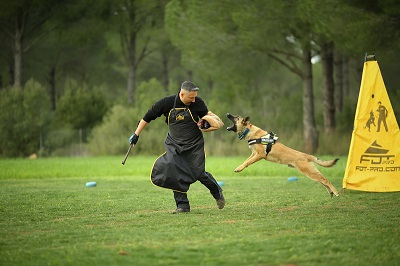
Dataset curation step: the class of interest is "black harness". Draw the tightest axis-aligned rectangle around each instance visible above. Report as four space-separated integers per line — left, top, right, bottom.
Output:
248 132 278 156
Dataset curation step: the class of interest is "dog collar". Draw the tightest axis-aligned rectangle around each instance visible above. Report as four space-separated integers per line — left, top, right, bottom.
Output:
238 124 252 140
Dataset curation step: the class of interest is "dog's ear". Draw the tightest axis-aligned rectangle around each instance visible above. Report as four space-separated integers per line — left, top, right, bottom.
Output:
244 117 250 124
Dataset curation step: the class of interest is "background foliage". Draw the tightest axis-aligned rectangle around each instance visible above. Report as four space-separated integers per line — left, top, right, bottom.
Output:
0 0 399 157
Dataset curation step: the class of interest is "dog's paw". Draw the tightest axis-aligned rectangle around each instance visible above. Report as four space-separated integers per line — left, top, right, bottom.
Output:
330 192 340 197
234 167 243 172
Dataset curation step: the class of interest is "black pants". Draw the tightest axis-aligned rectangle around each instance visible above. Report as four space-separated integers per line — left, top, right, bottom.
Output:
173 171 223 210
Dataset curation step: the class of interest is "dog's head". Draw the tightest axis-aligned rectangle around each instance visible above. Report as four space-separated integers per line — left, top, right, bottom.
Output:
226 113 250 134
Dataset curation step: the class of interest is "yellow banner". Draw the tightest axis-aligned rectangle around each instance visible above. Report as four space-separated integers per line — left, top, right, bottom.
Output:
343 59 400 192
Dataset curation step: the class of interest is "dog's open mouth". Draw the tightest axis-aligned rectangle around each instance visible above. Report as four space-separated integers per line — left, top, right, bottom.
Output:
226 113 237 132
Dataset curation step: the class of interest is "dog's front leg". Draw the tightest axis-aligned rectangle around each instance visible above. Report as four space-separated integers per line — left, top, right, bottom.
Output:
234 151 263 172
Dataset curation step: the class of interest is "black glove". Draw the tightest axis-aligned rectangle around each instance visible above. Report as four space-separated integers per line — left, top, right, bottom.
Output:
129 133 139 145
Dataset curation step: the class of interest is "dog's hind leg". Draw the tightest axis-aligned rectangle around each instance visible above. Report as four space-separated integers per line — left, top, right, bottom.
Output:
295 161 339 197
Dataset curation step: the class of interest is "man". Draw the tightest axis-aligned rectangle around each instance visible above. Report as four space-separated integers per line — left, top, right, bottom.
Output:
376 101 388 132
129 81 225 213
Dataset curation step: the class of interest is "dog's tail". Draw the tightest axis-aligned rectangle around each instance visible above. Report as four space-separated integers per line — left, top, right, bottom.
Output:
313 157 339 168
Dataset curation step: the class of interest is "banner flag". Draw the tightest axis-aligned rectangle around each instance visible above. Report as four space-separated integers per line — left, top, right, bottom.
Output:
342 57 400 192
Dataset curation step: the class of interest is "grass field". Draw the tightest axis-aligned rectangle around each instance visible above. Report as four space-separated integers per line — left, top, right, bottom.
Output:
0 156 399 266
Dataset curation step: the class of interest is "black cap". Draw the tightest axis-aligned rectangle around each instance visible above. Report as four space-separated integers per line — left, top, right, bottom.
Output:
181 81 199 92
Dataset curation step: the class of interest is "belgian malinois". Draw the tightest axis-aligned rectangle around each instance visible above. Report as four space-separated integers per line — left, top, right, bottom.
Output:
226 113 339 197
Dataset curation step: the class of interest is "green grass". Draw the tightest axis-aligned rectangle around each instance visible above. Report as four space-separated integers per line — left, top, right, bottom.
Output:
0 156 399 265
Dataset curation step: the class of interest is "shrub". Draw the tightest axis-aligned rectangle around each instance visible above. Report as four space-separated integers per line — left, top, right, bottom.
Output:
88 105 136 155
55 79 108 133
88 79 169 156
0 80 52 157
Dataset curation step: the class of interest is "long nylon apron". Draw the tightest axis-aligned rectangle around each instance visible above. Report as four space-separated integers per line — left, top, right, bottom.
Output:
150 100 205 193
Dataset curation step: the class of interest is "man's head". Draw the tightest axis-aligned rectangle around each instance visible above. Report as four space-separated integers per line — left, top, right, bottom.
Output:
180 81 199 105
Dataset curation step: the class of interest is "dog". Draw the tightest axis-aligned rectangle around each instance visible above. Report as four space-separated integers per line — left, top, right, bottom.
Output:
363 110 376 132
226 113 339 197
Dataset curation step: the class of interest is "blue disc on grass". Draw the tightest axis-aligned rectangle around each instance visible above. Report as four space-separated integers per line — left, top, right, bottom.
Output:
287 177 298 182
86 181 97 187
217 181 224 187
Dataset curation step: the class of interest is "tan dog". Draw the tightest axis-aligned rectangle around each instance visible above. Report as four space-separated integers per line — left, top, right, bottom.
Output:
226 113 339 197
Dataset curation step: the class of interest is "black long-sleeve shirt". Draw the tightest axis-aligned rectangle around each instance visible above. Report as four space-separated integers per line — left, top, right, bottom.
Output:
143 94 208 124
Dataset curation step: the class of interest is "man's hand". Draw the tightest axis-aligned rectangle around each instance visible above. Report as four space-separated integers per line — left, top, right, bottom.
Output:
129 133 139 145
197 119 211 130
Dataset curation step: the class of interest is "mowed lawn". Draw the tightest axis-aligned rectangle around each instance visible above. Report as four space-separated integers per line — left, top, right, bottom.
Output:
0 156 399 266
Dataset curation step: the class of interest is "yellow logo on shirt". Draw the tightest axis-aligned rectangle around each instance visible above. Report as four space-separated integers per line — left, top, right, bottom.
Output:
176 114 185 121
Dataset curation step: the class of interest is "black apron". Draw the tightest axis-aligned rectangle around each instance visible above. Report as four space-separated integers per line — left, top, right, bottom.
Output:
150 96 205 193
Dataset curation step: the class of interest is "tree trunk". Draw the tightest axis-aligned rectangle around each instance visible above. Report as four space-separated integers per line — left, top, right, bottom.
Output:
127 63 135 104
334 51 343 113
302 49 319 154
187 70 193 81
13 26 23 89
343 57 350 96
9 61 14 86
208 79 213 91
161 51 169 92
49 66 56 111
127 31 136 104
321 42 335 133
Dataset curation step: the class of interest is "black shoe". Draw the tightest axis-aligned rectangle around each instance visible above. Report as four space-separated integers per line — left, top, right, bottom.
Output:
172 208 190 214
216 196 225 209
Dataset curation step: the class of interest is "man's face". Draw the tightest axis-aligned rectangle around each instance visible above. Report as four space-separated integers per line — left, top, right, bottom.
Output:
180 90 197 105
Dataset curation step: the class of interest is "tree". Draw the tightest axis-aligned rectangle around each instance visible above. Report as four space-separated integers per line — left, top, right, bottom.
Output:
233 0 321 152
0 0 63 89
110 0 168 104
165 0 322 152
298 0 400 130
29 22 113 111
